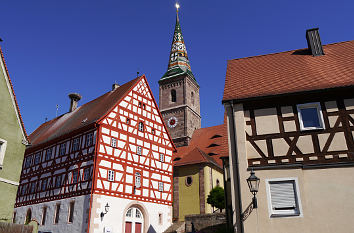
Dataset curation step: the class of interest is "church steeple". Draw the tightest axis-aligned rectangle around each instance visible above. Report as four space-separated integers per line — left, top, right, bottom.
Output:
158 3 201 147
159 3 196 83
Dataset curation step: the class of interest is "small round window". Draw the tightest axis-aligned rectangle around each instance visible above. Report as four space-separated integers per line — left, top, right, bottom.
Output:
185 176 193 186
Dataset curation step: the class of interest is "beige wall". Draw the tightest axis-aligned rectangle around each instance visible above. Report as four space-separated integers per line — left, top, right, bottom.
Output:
203 166 224 214
228 102 354 233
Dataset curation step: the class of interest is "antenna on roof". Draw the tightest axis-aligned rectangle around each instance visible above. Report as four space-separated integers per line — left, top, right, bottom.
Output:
137 71 140 77
56 104 59 117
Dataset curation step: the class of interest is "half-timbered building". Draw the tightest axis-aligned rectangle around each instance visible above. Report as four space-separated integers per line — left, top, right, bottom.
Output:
223 29 354 233
14 75 175 233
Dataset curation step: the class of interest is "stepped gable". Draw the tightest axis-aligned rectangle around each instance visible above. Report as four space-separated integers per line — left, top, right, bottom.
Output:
29 76 141 148
223 40 354 102
173 124 228 167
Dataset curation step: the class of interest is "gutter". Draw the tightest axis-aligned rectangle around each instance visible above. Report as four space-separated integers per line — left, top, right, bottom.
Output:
225 101 244 233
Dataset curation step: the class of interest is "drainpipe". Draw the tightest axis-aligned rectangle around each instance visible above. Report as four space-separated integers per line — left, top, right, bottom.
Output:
225 101 244 233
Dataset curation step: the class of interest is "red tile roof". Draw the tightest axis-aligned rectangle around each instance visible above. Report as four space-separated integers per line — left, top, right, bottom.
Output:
173 124 228 168
223 40 354 102
0 46 29 142
29 76 141 147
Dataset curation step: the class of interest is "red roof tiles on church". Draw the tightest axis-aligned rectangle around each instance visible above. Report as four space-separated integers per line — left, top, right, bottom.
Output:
29 76 141 148
173 124 228 168
223 40 354 102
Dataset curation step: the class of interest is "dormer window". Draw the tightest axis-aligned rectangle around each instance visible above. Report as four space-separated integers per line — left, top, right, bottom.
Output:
171 89 176 103
297 102 325 131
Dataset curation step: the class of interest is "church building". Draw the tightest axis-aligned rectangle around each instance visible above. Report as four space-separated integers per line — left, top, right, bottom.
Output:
14 75 175 233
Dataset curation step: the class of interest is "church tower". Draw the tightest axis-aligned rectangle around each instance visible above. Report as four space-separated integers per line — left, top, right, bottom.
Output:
159 4 201 147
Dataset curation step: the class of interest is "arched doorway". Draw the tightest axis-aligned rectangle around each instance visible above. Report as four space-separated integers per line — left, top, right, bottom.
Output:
124 207 144 233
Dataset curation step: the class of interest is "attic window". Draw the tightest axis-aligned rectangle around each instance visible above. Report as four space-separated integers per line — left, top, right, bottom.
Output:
210 135 222 139
207 143 220 148
208 152 217 156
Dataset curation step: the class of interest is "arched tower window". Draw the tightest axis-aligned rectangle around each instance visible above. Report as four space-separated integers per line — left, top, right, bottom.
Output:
171 89 176 102
191 91 194 105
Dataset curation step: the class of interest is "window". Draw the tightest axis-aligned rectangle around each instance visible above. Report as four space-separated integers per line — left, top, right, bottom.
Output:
0 138 7 166
171 89 176 102
45 148 52 161
191 92 194 105
72 170 78 183
59 143 66 156
86 133 94 147
68 202 75 223
72 138 80 151
158 213 163 225
126 118 130 124
54 203 60 224
138 102 142 108
108 170 115 182
41 206 47 225
297 103 324 130
216 179 220 186
137 146 142 155
159 154 164 163
24 156 32 168
138 122 144 132
266 178 302 217
21 184 27 195
136 209 142 218
83 167 90 181
55 175 62 188
158 182 163 192
143 103 146 109
152 129 155 135
185 176 193 186
34 153 41 165
135 172 141 188
111 138 117 148
42 179 47 191
126 208 132 217
30 182 36 193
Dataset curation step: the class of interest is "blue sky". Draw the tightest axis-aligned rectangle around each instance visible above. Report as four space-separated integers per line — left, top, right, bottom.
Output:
2 0 354 134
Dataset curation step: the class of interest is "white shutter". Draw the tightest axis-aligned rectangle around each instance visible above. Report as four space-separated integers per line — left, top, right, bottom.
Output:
269 180 299 215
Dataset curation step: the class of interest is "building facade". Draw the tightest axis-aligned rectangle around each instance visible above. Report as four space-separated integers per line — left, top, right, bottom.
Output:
223 29 354 233
14 75 175 233
158 8 201 148
0 46 29 222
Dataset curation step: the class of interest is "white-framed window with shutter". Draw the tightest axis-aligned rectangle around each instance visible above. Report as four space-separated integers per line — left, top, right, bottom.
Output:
266 178 302 217
0 138 7 167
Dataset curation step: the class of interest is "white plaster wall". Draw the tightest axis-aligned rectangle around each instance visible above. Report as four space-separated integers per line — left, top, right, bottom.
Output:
91 194 172 233
15 194 91 233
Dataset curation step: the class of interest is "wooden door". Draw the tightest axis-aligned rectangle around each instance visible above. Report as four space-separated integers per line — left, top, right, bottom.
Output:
135 223 142 233
125 222 132 233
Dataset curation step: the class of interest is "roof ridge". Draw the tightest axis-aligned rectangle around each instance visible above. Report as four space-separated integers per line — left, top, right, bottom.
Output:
0 46 29 142
227 40 354 62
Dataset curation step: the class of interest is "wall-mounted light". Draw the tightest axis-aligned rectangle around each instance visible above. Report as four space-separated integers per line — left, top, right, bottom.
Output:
100 203 110 220
246 170 260 208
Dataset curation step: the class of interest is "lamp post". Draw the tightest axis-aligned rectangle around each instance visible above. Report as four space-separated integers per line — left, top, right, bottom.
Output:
100 203 110 220
246 170 260 208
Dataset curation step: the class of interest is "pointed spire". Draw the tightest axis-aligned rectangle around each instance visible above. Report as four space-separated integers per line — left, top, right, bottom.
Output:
160 3 196 83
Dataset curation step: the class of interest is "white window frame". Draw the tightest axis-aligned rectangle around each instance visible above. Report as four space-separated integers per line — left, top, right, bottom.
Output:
138 122 144 132
108 170 115 182
159 154 164 163
111 138 117 148
266 177 303 218
158 182 163 192
72 137 80 151
297 102 325 131
135 172 141 188
0 138 7 167
137 146 142 155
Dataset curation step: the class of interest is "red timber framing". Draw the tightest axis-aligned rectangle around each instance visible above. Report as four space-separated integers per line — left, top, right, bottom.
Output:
244 94 354 168
15 129 96 207
94 77 174 205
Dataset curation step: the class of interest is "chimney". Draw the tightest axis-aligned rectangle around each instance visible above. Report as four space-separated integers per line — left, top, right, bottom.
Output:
306 28 324 56
112 83 120 91
68 93 82 112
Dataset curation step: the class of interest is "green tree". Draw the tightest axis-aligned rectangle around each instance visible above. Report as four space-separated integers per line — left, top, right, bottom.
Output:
207 186 225 212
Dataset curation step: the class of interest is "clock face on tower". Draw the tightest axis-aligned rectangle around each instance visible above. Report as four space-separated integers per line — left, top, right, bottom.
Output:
167 116 178 128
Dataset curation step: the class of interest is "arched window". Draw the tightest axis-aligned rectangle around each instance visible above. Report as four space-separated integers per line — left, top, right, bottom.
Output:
138 122 144 132
171 89 176 102
135 172 141 188
191 92 194 105
25 209 32 224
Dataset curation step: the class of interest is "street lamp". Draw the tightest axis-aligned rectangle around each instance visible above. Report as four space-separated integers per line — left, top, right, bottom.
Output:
246 170 260 208
100 203 110 220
